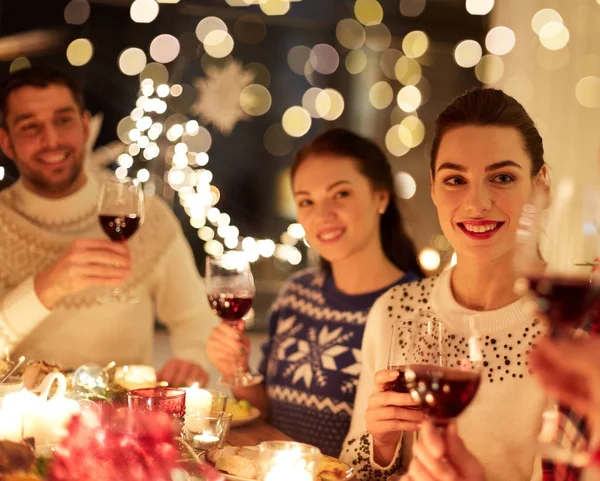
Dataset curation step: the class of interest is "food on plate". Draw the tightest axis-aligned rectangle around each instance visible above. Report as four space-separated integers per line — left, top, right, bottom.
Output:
206 446 353 481
207 446 259 479
226 398 253 420
317 455 352 481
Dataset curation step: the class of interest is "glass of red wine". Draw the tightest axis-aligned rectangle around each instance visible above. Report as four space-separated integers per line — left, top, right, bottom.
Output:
514 177 600 466
389 310 482 433
206 252 263 387
97 176 144 303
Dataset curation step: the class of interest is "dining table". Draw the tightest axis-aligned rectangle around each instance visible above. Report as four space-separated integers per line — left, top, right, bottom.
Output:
227 420 293 446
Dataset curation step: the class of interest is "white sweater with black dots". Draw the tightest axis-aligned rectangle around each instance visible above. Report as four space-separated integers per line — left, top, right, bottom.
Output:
340 268 546 481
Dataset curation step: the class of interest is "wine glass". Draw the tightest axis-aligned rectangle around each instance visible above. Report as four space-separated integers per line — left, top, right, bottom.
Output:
205 252 264 387
97 177 144 303
514 177 600 466
393 310 482 433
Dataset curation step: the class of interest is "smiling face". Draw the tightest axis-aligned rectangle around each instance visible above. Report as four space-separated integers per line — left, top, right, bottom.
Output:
431 125 538 263
292 154 389 265
0 84 90 198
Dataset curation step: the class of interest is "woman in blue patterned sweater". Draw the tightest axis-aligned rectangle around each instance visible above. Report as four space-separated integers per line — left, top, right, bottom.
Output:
206 128 423 456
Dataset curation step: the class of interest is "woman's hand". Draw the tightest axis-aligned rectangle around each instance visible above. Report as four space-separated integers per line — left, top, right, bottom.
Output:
401 422 486 481
366 369 424 465
206 322 250 377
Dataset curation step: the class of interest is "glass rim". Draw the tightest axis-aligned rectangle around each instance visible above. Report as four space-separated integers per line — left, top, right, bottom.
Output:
186 410 233 420
258 440 321 455
127 387 186 399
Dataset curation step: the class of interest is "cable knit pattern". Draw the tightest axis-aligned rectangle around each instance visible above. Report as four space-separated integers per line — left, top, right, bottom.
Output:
341 269 548 481
0 174 217 369
259 268 419 457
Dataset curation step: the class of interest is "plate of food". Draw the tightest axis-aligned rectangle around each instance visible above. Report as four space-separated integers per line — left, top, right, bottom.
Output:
204 446 354 481
226 399 261 427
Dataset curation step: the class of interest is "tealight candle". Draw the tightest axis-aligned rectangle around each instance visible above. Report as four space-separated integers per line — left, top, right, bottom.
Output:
258 442 320 481
183 383 213 415
192 432 220 451
114 365 157 390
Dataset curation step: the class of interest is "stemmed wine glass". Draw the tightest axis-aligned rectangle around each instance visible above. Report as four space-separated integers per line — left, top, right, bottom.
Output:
97 177 144 303
206 252 264 387
389 310 483 434
514 177 600 466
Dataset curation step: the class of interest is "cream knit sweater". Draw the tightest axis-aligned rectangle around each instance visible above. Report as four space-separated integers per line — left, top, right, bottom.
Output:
340 268 546 481
0 173 217 369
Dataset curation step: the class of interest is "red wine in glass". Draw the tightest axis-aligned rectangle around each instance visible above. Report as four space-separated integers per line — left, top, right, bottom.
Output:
207 293 253 326
525 275 600 331
386 365 411 393
99 214 141 242
405 364 481 426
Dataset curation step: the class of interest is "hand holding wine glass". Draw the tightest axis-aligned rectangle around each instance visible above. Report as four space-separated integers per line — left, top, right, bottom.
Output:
97 176 144 303
205 252 263 387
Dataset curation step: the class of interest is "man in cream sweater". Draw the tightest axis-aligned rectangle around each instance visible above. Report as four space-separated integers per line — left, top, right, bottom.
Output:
0 66 216 387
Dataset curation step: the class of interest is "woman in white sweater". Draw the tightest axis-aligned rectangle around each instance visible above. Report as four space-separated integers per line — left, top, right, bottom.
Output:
340 89 560 481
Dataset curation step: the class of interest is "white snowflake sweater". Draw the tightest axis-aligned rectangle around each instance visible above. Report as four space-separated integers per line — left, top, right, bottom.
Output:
258 267 420 457
340 268 548 481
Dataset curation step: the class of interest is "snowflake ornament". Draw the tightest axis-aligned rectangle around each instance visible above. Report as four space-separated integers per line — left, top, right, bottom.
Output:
193 61 255 135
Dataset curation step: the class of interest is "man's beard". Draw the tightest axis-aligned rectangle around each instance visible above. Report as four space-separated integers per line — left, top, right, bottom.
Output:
21 153 84 196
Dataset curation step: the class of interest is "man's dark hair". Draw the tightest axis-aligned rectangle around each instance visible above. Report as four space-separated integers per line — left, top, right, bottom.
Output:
0 66 85 127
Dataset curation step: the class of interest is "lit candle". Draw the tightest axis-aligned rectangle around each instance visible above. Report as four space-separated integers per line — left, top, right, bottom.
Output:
192 432 220 451
183 383 213 415
259 443 320 481
114 365 157 390
0 409 22 441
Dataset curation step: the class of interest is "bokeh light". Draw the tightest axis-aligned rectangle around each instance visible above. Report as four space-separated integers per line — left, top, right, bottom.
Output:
245 62 270 86
260 0 290 16
150 34 180 63
395 56 422 85
9 57 31 73
385 125 411 157
401 115 425 147
354 0 384 26
402 31 429 58
130 0 159 23
539 22 569 51
345 50 367 74
336 19 365 50
475 54 504 84
315 89 345 121
531 9 563 36
196 17 228 43
64 0 90 25
419 248 441 271
240 84 272 116
400 0 426 17
485 26 515 56
369 82 393 110
465 0 494 15
302 87 325 118
140 62 169 84
575 76 600 108
365 24 392 52
66 38 94 66
204 31 235 58
282 106 312 137
119 49 147 77
380 48 403 79
394 172 417 199
309 44 339 74
454 39 482 68
397 85 421 112
288 46 311 75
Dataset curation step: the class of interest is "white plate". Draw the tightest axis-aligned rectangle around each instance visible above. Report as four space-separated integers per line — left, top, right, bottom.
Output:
230 406 261 427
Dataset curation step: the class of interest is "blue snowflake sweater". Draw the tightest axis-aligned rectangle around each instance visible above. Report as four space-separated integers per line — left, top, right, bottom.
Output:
258 267 420 457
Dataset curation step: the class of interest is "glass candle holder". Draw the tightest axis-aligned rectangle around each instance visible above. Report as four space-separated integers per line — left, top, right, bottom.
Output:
258 441 321 481
127 387 186 423
183 410 232 453
182 386 228 416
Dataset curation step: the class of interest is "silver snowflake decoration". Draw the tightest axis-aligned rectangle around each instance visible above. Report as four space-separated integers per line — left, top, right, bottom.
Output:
192 60 255 135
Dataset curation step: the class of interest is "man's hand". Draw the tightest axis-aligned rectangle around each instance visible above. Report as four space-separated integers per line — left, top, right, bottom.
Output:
158 358 209 387
34 238 132 308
